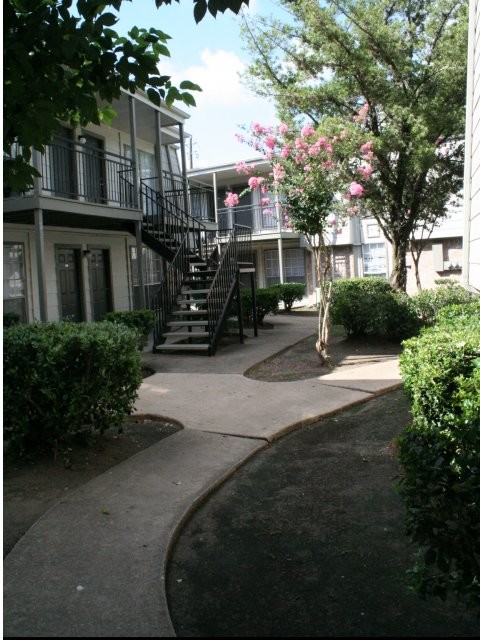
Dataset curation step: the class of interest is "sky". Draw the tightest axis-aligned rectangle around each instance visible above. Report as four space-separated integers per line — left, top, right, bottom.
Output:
114 0 287 169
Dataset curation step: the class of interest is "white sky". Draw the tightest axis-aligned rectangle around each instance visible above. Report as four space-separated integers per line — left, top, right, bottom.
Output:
114 0 284 168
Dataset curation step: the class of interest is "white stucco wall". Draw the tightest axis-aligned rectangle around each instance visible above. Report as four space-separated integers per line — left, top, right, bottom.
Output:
464 0 480 291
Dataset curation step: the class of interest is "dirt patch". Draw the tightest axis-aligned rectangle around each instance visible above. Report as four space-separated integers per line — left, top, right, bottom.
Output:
3 415 182 558
245 333 402 381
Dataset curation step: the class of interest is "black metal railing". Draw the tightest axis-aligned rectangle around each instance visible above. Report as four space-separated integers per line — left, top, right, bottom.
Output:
41 139 135 206
206 224 252 354
141 179 211 261
151 234 192 345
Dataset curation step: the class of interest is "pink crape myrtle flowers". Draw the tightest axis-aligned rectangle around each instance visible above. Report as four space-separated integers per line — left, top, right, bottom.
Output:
224 192 239 207
349 181 365 197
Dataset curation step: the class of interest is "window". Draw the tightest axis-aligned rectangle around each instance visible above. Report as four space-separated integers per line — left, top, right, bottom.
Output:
3 243 27 320
265 248 306 286
130 246 164 308
362 243 387 277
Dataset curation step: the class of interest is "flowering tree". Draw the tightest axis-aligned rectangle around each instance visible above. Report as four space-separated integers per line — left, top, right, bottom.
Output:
227 119 368 364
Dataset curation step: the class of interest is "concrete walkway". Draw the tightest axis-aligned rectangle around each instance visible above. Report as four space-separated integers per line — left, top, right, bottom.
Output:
3 314 403 637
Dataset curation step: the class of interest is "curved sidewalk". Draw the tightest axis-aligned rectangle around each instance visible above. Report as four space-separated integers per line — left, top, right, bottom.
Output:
3 315 403 637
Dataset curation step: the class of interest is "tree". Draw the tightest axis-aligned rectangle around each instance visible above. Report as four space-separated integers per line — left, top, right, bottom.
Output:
230 120 366 364
4 0 248 191
239 0 467 290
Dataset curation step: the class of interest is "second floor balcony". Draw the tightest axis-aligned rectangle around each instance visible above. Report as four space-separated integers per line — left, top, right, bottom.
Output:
217 203 294 237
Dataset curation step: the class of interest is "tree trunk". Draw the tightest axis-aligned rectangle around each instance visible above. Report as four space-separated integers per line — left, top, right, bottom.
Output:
311 238 332 366
389 236 410 292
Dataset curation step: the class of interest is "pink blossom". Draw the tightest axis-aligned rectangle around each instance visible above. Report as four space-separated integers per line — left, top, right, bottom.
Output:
279 122 289 134
224 192 239 207
301 124 316 138
360 141 374 154
295 138 308 152
322 160 334 170
280 145 291 159
304 164 312 173
263 209 273 216
248 176 265 190
235 161 253 175
349 181 365 197
273 164 286 182
363 151 374 161
357 163 373 179
252 122 266 135
325 144 333 154
265 135 276 150
353 103 369 123
261 183 269 194
347 206 359 216
235 133 245 143
261 197 270 206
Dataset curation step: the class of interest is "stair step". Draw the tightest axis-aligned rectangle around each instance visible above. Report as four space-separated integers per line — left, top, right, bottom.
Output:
162 331 209 338
155 343 210 353
181 288 210 295
177 298 208 305
167 320 208 327
171 309 208 316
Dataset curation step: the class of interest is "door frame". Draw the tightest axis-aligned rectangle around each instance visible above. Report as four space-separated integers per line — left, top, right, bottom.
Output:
55 244 86 321
87 245 114 321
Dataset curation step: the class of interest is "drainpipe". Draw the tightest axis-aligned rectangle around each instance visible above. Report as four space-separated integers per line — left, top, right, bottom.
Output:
135 221 146 309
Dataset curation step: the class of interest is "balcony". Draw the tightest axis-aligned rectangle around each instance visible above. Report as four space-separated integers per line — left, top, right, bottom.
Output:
4 138 136 211
217 203 293 236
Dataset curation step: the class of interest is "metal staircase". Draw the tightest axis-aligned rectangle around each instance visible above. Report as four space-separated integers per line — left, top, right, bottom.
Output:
139 179 254 355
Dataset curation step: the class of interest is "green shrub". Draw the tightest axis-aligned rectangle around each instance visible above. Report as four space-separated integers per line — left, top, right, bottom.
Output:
3 321 142 457
409 284 474 326
398 309 480 609
330 277 418 341
104 309 155 349
240 287 280 325
273 282 306 312
3 311 20 327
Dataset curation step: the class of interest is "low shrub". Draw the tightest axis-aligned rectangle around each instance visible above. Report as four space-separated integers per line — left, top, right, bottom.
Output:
409 283 475 326
398 306 480 609
103 309 155 349
330 277 418 341
240 287 280 325
3 311 20 327
4 321 142 457
273 282 306 312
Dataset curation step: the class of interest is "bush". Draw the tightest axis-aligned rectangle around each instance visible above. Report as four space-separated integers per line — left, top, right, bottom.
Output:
273 282 306 311
3 312 20 327
398 306 480 609
240 287 280 325
330 277 418 341
104 309 155 349
409 283 474 326
4 321 142 457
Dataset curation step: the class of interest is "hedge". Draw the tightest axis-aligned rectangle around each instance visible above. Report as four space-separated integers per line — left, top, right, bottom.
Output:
240 287 280 325
273 282 306 311
4 321 142 456
398 301 480 609
103 309 156 349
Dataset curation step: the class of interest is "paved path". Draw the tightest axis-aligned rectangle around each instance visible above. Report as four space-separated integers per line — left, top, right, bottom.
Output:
3 315 402 637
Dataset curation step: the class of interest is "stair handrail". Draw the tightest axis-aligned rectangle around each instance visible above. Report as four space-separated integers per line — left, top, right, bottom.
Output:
206 224 252 354
150 233 191 345
141 178 210 261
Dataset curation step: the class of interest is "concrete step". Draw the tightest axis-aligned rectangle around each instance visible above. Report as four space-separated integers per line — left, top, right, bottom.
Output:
154 342 210 353
167 320 209 327
162 331 209 339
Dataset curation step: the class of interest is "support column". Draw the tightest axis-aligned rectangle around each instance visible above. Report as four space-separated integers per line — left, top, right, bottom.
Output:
178 122 191 215
128 95 139 208
34 208 48 321
135 221 146 309
275 189 284 283
154 111 164 197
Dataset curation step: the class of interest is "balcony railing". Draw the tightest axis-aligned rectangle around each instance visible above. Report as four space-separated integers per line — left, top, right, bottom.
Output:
5 139 136 208
152 174 215 223
217 204 291 235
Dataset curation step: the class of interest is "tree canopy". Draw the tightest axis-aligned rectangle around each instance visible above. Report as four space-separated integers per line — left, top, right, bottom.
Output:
240 0 468 290
4 0 249 190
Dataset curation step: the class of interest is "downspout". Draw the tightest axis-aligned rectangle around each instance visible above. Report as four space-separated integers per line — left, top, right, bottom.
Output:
275 188 285 283
178 122 191 216
154 110 164 198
